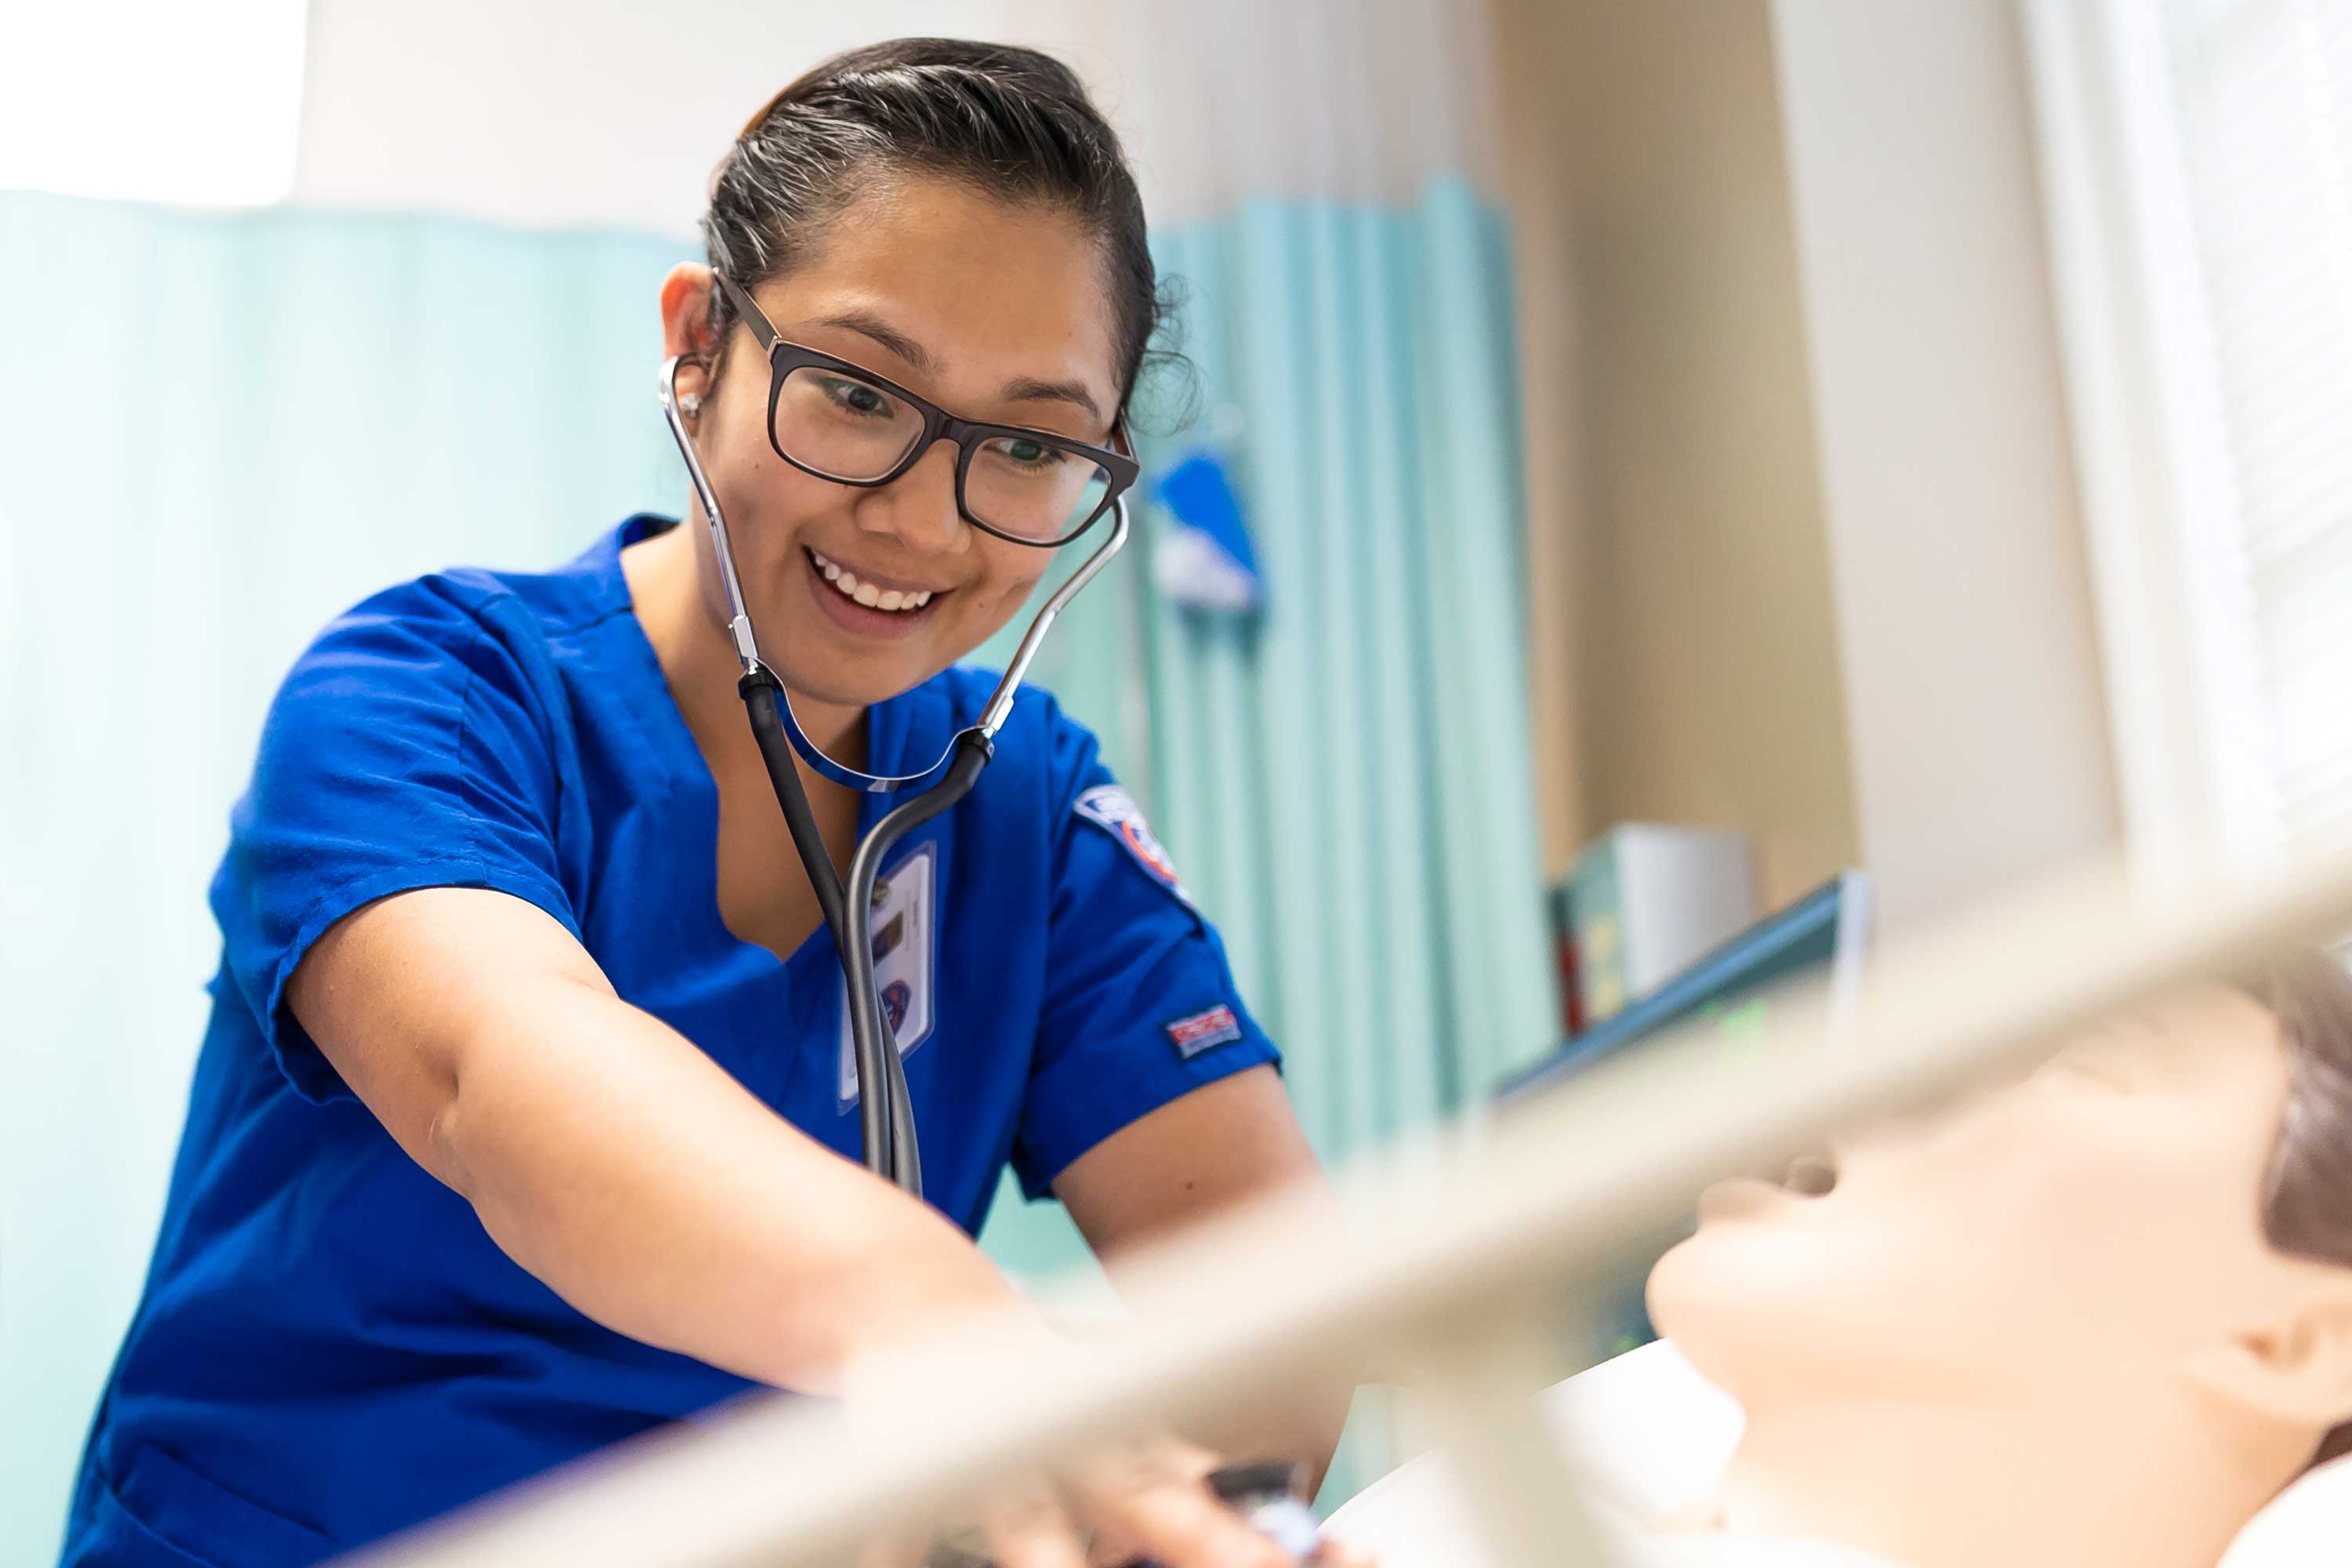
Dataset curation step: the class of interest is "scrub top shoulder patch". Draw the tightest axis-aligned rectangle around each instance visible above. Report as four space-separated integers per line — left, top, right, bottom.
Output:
1074 783 1194 906
1164 1004 1244 1058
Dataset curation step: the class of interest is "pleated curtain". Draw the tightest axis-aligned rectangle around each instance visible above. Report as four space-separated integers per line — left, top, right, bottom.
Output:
976 183 1555 1273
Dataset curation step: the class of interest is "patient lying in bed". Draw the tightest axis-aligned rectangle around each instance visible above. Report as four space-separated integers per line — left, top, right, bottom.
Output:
1327 956 2352 1567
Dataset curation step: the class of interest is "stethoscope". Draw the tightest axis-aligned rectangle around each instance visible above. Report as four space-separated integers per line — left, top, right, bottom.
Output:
659 353 1321 1565
658 354 1131 1200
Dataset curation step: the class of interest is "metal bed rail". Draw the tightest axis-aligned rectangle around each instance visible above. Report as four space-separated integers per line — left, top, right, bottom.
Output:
354 851 2352 1568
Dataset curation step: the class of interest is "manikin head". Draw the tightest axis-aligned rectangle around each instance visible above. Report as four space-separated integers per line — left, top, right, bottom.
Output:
1648 953 2352 1492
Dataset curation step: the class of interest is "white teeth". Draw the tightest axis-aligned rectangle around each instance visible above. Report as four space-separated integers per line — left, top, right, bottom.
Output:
809 549 934 612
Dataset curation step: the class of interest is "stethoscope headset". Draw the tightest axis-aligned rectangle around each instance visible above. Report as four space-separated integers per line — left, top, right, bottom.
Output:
657 286 1132 1200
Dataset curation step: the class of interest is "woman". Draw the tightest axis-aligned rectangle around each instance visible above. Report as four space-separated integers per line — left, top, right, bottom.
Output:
64 39 1354 1568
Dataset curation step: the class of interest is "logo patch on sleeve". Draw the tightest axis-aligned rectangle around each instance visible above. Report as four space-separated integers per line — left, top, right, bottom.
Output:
1164 1004 1243 1058
1075 784 1194 906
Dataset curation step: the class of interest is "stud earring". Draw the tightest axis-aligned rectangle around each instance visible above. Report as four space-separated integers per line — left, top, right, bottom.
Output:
679 392 704 418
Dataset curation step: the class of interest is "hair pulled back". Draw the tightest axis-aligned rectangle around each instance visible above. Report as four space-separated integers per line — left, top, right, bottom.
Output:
700 38 1175 417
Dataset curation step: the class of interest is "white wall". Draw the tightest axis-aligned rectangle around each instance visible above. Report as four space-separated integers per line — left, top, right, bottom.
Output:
290 0 1500 236
1770 0 2120 926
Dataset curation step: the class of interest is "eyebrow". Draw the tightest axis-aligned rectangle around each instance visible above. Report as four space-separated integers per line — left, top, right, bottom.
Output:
1000 375 1104 423
813 310 942 378
810 311 1106 424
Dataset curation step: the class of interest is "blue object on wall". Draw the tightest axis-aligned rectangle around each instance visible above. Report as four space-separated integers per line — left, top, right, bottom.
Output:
1150 448 1264 613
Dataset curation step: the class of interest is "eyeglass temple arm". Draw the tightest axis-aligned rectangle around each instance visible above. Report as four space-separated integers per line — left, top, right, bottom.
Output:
711 269 779 351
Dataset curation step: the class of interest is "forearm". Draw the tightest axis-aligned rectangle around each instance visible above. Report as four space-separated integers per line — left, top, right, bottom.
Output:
1064 1068 1356 1493
435 975 1025 1392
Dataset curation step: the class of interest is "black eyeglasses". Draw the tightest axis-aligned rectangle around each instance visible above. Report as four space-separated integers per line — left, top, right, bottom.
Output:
713 271 1138 547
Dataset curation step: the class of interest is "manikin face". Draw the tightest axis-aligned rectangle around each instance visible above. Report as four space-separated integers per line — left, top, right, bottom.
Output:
661 176 1124 712
1649 986 2314 1414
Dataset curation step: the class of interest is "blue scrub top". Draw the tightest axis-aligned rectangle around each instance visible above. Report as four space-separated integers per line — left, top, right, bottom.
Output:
62 514 1277 1568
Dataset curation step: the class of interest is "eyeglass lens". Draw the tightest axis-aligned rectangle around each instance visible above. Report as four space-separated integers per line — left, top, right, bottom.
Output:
773 364 1112 543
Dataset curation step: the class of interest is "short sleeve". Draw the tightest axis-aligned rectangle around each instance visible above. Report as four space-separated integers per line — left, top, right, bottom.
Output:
1008 710 1279 1198
211 577 583 1105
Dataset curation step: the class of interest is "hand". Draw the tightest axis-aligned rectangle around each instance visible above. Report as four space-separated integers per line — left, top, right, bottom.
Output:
862 1435 1377 1568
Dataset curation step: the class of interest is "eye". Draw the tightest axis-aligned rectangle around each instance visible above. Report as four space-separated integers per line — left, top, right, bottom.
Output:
2043 1054 2132 1093
818 376 895 418
1002 437 1058 468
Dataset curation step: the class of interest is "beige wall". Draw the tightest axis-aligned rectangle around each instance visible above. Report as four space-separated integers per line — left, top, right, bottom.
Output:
1497 0 2122 926
1769 0 2119 926
1495 0 1864 908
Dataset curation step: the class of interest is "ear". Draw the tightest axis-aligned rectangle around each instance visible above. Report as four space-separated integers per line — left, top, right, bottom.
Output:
659 263 719 363
2183 1285 2352 1434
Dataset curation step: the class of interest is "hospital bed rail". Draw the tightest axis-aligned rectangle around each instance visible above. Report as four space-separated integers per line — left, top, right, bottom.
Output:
348 851 2352 1568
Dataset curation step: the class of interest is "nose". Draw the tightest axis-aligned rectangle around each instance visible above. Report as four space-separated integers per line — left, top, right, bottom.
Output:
852 437 967 557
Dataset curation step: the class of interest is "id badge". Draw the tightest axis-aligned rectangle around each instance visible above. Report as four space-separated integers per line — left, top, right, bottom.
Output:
837 841 937 1106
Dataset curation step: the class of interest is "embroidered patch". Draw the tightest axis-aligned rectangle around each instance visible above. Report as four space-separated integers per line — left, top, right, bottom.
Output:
1164 1004 1243 1059
1075 784 1194 906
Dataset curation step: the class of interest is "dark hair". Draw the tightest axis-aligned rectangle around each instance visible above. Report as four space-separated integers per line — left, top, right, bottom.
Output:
699 38 1177 418
2246 952 2352 1468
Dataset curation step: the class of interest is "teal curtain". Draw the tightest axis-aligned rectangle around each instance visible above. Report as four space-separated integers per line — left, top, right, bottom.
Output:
0 181 1551 1556
968 183 1557 1504
975 182 1555 1252
0 193 689 1567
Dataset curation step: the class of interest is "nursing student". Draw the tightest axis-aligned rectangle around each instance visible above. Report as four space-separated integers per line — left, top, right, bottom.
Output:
64 38 1363 1568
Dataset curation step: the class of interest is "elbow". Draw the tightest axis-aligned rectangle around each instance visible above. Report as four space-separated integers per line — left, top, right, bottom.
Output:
428 1062 546 1261
424 1087 477 1200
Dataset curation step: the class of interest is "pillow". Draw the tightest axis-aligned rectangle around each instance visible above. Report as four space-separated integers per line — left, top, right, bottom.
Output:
2220 1454 2352 1567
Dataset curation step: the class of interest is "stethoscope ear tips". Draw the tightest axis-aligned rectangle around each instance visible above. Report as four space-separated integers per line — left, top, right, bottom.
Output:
657 354 703 420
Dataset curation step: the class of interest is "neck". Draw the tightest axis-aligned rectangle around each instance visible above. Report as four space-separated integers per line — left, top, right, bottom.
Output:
1707 1381 2297 1568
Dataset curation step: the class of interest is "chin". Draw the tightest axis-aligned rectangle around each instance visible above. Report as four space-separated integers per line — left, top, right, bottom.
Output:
1645 1214 1858 1404
1642 1226 1725 1347
1653 1225 2022 1415
779 660 941 713
761 618 953 702
1646 1246 1809 1405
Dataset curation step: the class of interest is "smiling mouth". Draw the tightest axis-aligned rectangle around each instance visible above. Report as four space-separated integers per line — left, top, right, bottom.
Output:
806 547 947 615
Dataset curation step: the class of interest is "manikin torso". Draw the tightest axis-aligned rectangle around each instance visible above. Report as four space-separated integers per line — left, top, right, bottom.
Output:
1327 1338 2328 1568
1333 985 2352 1568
